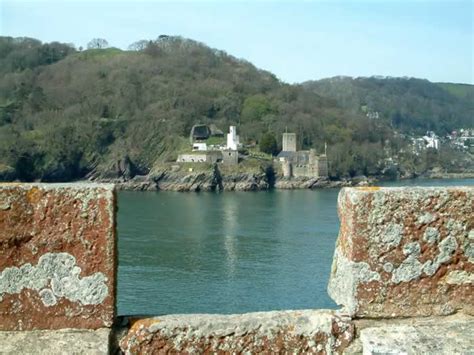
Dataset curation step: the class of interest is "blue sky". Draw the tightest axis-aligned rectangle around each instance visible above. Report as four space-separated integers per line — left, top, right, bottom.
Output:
1 0 473 84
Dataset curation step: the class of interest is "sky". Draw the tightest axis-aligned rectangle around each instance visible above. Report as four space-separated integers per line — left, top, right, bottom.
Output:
1 0 473 84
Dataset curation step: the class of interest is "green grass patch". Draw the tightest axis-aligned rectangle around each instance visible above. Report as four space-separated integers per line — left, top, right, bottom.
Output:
437 83 473 100
247 148 273 161
205 136 226 145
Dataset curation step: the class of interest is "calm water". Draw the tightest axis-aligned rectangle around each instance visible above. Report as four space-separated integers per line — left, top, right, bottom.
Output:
117 178 473 316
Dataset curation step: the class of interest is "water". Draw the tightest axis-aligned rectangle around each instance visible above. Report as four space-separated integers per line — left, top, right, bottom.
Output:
117 178 473 316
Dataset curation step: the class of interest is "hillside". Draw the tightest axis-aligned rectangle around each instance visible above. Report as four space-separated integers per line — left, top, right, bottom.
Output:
0 36 472 183
303 76 473 134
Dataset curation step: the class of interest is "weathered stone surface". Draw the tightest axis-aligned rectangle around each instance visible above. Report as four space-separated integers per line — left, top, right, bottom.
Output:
119 310 354 354
328 186 474 318
0 328 111 354
359 316 474 354
0 183 116 330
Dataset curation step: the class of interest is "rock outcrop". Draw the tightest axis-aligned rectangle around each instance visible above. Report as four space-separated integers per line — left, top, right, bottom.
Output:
112 167 271 192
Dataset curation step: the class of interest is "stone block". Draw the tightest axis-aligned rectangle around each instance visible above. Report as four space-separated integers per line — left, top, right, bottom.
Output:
0 328 111 354
328 186 473 318
0 183 116 330
360 316 474 354
119 310 354 354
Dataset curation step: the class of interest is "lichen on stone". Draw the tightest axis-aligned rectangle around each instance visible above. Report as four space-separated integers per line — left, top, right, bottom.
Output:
422 236 458 276
417 212 436 225
445 271 474 285
383 262 394 273
0 252 108 307
39 289 57 306
328 249 380 314
381 223 403 249
423 227 440 245
392 242 423 284
465 230 474 263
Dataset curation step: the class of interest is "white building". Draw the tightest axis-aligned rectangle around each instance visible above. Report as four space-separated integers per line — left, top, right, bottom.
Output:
422 131 440 150
192 142 208 151
226 126 240 151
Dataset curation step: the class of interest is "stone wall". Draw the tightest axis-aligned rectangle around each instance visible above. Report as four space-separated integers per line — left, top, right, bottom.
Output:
328 186 473 318
222 149 239 165
176 153 210 163
0 184 472 354
0 183 116 352
119 311 354 354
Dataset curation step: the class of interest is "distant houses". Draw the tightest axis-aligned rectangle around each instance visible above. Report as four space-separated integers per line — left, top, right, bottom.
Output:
410 128 474 154
448 128 474 151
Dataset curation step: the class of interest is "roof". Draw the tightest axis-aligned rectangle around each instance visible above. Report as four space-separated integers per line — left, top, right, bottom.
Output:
277 151 296 159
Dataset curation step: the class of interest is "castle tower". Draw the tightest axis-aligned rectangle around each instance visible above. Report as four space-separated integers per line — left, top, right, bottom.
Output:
282 133 296 152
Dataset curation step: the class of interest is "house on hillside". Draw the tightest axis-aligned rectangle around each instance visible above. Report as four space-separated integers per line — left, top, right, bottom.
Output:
422 131 440 150
178 125 240 165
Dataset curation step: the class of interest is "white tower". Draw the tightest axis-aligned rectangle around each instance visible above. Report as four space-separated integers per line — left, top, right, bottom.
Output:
227 126 240 150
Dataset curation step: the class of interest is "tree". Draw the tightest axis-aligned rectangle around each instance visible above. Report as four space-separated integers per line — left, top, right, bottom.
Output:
241 95 274 123
87 38 109 49
128 40 149 51
259 132 278 155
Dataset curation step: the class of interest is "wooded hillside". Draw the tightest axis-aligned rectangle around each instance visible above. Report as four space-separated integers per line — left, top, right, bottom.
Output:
0 36 472 181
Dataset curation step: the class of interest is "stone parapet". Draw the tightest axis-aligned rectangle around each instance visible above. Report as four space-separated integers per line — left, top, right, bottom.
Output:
0 183 116 330
119 310 354 354
0 328 111 354
1 183 473 353
328 186 473 318
359 315 473 354
343 313 474 354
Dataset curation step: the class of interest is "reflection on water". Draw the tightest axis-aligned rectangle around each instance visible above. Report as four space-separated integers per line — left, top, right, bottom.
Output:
118 190 339 315
117 178 473 316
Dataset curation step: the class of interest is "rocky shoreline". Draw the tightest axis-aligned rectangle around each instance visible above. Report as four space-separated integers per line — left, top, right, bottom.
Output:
96 170 474 192
100 170 373 192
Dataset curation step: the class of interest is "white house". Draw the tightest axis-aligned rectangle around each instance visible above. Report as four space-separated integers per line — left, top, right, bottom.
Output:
422 131 440 150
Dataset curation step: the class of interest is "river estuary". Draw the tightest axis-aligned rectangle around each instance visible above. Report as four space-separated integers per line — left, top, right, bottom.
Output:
117 178 473 316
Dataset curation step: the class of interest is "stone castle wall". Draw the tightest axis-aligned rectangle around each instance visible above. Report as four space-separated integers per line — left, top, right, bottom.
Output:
0 183 472 354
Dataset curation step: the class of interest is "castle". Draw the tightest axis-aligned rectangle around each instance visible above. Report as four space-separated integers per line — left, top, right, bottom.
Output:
277 133 328 178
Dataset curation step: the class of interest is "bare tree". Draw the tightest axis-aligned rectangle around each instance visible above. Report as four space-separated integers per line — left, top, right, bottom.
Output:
128 40 149 51
87 38 109 49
